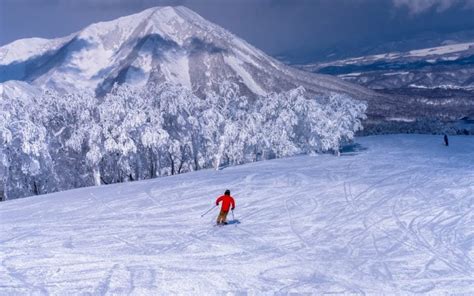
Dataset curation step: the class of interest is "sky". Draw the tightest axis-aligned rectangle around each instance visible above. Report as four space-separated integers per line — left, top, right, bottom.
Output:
2 0 474 62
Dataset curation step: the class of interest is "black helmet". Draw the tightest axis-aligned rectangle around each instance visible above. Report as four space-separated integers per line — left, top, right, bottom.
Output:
224 189 230 195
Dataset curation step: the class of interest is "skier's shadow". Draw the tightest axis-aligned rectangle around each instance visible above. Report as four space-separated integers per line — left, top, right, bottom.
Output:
227 219 241 225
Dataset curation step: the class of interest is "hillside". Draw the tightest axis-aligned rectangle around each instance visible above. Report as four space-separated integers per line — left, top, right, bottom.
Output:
1 135 473 294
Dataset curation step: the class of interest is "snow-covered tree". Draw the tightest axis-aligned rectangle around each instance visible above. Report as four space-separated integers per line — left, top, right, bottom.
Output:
204 81 255 169
1 81 367 200
149 83 205 174
63 92 104 186
0 93 54 199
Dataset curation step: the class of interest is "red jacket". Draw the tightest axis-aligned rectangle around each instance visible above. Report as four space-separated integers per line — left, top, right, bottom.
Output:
216 195 235 212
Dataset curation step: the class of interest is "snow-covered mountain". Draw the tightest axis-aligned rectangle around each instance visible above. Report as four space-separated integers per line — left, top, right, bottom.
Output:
0 6 372 100
1 135 473 294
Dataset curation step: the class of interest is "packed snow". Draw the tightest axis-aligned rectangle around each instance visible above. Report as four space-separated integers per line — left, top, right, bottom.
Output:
1 135 473 294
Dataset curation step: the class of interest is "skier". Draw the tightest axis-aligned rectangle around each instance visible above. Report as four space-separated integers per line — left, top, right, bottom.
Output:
215 189 235 225
444 134 449 146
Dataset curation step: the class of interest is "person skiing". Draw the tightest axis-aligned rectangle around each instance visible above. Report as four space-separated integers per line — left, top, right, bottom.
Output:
444 134 449 147
215 189 235 225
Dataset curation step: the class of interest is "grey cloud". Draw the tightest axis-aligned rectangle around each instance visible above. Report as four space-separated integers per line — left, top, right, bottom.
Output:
392 0 474 14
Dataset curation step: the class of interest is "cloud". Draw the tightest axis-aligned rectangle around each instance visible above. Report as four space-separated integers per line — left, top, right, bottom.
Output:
393 0 474 14
2 0 187 8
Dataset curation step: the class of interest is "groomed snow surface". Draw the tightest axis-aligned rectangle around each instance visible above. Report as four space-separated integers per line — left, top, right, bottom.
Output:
1 135 473 295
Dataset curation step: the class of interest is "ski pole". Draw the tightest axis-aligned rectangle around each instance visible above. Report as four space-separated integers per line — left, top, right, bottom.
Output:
201 205 217 217
231 209 235 220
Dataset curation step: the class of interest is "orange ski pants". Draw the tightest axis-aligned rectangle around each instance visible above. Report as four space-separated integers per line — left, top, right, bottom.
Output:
216 210 229 224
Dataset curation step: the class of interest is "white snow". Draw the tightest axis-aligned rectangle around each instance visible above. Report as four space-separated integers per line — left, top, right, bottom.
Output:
149 7 187 45
408 42 474 57
67 44 114 78
0 36 74 65
0 80 42 100
1 135 473 294
369 52 401 61
440 55 460 61
162 53 192 89
383 71 410 76
224 55 266 95
312 42 474 71
339 72 363 77
409 84 472 91
387 117 416 122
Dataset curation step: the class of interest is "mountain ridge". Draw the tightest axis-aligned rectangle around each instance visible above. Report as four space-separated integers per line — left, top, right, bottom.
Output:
0 6 374 101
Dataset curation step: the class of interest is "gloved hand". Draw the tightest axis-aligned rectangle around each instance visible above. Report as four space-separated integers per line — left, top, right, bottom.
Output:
231 207 235 211
216 203 219 206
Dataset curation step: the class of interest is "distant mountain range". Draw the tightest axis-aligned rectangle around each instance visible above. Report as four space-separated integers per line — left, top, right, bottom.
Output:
280 29 474 65
298 42 474 90
295 41 474 133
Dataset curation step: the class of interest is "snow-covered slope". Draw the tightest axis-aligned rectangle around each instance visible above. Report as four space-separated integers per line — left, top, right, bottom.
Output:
0 6 372 100
1 135 473 294
0 80 42 100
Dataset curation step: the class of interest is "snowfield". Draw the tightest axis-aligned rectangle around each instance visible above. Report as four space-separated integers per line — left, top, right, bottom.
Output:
1 135 473 294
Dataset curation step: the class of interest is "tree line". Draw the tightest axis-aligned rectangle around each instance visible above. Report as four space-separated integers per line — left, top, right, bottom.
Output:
0 81 366 200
